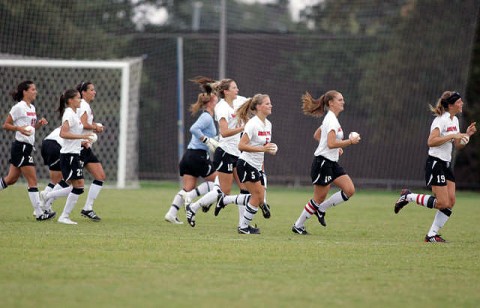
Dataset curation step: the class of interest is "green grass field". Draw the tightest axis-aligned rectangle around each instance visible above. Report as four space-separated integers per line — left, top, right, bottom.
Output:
1 182 479 307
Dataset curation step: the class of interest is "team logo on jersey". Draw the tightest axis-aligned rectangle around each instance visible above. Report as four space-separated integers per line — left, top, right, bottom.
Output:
258 131 271 136
446 126 458 132
26 112 36 116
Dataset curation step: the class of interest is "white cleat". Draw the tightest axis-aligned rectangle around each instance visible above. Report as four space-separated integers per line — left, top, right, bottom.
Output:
164 213 184 224
58 216 78 225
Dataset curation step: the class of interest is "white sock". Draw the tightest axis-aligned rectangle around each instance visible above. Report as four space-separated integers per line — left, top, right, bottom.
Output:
318 191 349 212
190 189 220 213
28 188 43 216
46 185 73 201
83 181 103 211
294 199 317 228
60 192 80 218
166 193 184 217
238 204 245 226
427 210 451 237
406 193 436 208
239 203 258 229
224 194 250 206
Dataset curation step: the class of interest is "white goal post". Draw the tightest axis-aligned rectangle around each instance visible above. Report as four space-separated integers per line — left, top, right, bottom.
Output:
0 58 143 188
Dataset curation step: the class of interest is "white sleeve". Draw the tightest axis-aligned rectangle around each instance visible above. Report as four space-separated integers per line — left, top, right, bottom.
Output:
9 104 21 121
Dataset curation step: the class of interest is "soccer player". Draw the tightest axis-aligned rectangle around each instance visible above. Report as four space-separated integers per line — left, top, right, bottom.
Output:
186 77 251 228
56 89 93 225
235 94 276 234
292 90 360 235
165 79 220 225
394 91 477 243
0 80 55 221
76 81 106 221
40 126 72 214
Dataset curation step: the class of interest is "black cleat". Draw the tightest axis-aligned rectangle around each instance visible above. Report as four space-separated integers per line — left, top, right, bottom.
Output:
394 188 411 214
260 203 271 219
186 204 196 227
314 210 327 227
238 225 260 234
81 210 101 221
214 193 226 216
36 211 56 221
424 234 447 243
291 224 308 235
202 203 213 213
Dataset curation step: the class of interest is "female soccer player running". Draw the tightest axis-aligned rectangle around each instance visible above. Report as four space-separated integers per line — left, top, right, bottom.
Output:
0 80 54 221
76 81 106 221
185 77 250 228
165 80 220 224
394 91 476 242
235 94 277 234
40 126 72 214
56 89 94 225
292 90 360 235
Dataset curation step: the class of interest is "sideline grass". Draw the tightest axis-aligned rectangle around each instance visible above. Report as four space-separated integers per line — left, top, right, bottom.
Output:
1 182 479 307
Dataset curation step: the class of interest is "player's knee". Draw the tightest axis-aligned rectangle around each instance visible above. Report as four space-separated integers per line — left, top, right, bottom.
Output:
435 199 451 209
344 186 355 198
72 187 84 195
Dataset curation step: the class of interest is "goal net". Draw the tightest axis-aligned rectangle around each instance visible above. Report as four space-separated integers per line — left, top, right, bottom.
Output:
0 58 143 188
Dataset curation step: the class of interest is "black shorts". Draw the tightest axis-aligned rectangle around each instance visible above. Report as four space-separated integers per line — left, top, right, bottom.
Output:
425 156 455 188
310 155 346 186
237 159 262 184
41 140 62 171
213 147 239 174
9 141 35 167
179 149 215 178
80 147 100 165
60 153 84 181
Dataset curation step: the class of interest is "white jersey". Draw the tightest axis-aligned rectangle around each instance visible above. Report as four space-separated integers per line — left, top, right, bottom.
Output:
60 108 83 154
77 99 94 133
45 127 64 147
214 96 247 157
314 110 344 162
239 115 272 171
9 100 37 145
428 112 459 162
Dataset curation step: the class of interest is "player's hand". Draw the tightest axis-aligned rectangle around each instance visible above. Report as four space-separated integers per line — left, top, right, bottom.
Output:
202 137 219 152
265 143 278 155
466 122 477 136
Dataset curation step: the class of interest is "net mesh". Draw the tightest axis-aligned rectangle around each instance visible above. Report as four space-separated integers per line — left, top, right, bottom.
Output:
0 0 479 189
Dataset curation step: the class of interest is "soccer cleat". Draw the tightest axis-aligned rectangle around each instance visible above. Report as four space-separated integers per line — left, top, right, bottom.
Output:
164 213 183 224
394 188 412 214
424 234 447 243
214 193 226 216
81 210 101 221
36 210 56 221
58 216 78 225
237 225 261 234
314 210 327 227
202 203 213 213
291 224 308 235
186 204 196 227
260 203 271 219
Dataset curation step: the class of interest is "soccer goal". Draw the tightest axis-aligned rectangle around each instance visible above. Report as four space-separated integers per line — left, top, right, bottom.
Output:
0 58 143 188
